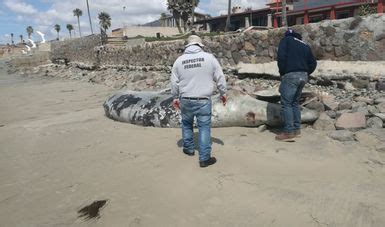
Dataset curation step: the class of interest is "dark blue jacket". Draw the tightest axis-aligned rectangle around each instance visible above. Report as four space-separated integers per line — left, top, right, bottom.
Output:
277 36 317 76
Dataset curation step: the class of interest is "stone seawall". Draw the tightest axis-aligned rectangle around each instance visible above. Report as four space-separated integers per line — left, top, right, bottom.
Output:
50 35 101 65
8 51 51 68
51 15 385 68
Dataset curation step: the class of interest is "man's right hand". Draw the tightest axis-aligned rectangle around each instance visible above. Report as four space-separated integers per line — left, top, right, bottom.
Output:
220 95 227 106
172 99 180 110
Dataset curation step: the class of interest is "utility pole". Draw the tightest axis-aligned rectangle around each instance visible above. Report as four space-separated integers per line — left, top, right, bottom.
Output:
191 0 195 31
123 6 126 37
225 0 231 32
282 0 287 28
86 0 94 34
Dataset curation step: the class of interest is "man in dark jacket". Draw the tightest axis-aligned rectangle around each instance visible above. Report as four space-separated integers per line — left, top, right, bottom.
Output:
276 29 317 142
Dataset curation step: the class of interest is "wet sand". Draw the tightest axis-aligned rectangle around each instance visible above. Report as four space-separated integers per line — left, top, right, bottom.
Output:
0 60 385 226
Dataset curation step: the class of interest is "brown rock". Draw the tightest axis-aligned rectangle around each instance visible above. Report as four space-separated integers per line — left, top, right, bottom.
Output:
244 41 256 52
366 117 383 129
338 101 352 110
378 102 385 113
305 100 325 112
145 78 155 86
354 97 374 105
352 78 369 89
322 96 339 111
335 112 366 130
313 113 336 131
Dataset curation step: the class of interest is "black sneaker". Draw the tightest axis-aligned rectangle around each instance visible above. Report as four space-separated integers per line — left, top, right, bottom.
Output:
199 157 217 168
183 149 195 156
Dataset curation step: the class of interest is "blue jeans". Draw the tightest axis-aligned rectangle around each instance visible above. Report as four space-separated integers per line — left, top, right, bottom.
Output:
180 98 212 162
279 72 308 133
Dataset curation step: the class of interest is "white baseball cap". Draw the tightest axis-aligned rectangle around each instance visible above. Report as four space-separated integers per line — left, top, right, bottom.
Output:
185 35 204 48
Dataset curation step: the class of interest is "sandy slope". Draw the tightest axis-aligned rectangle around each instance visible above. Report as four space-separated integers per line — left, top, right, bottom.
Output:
0 60 384 227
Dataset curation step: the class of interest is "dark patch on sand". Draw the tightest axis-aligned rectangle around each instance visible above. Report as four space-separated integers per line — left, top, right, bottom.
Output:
78 200 107 220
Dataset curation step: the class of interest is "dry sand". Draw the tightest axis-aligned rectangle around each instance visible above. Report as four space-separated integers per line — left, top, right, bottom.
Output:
0 60 385 227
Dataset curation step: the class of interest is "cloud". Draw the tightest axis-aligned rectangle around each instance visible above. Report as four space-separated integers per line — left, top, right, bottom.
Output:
4 0 38 15
1 0 268 42
12 0 169 40
204 0 267 16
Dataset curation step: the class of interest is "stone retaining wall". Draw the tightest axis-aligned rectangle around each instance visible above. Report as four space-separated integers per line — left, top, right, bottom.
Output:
50 35 101 65
51 14 385 68
9 51 51 67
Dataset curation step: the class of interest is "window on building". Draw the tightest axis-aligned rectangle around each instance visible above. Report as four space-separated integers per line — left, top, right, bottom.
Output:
287 16 297 26
309 14 324 23
252 15 267 26
296 17 304 25
211 22 220 31
231 20 241 30
336 10 351 19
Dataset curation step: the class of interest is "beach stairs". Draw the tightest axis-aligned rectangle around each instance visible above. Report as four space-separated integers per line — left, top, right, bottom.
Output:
106 36 128 47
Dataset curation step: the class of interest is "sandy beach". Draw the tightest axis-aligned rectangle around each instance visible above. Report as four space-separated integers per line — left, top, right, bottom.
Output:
1 59 385 226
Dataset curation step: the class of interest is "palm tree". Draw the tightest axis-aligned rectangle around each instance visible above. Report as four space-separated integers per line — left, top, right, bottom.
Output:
26 26 33 39
225 0 231 32
282 0 287 28
167 0 199 33
66 24 74 38
54 24 61 40
167 0 183 34
73 8 83 37
11 33 14 44
98 11 111 33
190 0 199 30
86 0 93 34
19 35 23 44
190 0 200 30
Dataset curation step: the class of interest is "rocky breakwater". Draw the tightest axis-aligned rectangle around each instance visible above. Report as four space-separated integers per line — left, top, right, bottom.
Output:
237 59 385 148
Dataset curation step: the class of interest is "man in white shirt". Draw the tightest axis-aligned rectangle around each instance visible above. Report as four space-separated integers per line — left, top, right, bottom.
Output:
171 35 227 167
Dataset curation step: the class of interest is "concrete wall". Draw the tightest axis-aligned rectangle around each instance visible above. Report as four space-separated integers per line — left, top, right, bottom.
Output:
112 26 180 38
38 43 51 52
51 14 385 68
125 38 146 47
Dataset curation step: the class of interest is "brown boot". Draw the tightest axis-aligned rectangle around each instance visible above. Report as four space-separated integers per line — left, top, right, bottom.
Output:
275 132 296 142
294 129 301 137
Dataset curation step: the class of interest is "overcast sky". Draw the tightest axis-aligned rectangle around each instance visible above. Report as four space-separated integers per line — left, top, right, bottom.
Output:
0 0 266 44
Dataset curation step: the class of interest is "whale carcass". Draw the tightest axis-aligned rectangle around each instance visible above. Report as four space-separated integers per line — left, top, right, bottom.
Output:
103 89 319 128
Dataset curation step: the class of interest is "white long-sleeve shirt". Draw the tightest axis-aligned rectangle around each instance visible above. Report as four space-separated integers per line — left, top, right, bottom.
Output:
171 45 227 99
